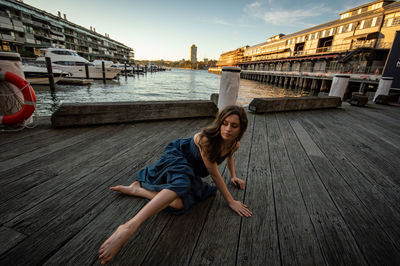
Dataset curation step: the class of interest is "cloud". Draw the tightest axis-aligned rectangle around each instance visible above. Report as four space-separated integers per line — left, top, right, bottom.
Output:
199 17 231 26
244 2 333 27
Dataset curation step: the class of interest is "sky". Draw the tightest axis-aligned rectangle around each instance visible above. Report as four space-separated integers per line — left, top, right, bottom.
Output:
23 0 372 61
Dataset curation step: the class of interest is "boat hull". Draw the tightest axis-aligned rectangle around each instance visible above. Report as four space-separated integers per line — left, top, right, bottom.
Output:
53 65 121 79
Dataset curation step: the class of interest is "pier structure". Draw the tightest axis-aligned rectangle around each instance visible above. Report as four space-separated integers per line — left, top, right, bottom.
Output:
1 103 399 265
0 0 133 63
213 0 400 99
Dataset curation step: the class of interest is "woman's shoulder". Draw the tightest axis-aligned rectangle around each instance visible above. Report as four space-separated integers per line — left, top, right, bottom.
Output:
194 132 210 150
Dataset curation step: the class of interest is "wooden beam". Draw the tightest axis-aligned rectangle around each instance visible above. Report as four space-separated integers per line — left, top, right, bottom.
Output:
248 96 341 113
51 100 218 127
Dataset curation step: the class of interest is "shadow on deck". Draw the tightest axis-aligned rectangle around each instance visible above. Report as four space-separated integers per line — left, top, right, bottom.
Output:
0 103 399 265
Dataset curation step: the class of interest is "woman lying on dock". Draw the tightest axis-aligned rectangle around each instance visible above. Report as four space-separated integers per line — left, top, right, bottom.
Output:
98 105 252 264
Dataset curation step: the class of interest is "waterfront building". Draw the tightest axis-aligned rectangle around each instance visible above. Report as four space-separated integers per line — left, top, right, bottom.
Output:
190 44 197 66
216 0 400 87
0 0 133 63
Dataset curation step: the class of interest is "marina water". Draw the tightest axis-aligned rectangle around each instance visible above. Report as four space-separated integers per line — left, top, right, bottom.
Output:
33 68 306 117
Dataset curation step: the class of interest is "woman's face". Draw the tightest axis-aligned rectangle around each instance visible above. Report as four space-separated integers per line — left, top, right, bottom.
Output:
220 114 241 141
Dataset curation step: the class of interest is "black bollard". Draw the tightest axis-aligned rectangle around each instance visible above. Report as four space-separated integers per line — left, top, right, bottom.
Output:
124 63 127 78
45 57 55 91
85 63 89 79
102 61 106 84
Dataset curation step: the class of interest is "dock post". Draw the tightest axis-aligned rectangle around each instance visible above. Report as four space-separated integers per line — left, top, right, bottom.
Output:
124 63 127 78
289 77 295 88
85 63 89 79
218 66 241 110
329 74 350 100
45 57 55 91
373 77 394 102
102 61 106 84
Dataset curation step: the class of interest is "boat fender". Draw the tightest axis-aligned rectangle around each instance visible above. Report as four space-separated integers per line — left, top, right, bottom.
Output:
0 69 36 125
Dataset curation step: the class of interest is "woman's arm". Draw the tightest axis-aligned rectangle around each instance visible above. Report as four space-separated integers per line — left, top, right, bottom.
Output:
195 135 251 217
227 142 246 190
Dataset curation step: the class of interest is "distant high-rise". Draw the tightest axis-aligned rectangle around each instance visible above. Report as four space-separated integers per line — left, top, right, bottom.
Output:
190 45 197 66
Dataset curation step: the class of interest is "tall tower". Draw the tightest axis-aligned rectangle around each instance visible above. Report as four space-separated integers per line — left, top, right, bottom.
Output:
190 44 197 68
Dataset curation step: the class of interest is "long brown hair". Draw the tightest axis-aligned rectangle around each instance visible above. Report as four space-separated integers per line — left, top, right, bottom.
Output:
199 105 248 162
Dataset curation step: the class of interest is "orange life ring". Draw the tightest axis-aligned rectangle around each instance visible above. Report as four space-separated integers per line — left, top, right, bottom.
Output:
0 69 36 125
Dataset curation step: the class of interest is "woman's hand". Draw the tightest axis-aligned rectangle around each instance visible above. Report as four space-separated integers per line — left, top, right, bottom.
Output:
231 177 245 190
229 200 252 217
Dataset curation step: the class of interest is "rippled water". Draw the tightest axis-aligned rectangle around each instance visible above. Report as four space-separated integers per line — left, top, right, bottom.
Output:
32 68 305 117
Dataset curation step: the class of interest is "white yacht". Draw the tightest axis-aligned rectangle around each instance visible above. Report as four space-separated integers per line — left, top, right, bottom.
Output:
23 63 69 85
36 48 121 79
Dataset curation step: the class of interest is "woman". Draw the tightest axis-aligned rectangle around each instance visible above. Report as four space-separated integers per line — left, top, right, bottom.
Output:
98 105 252 264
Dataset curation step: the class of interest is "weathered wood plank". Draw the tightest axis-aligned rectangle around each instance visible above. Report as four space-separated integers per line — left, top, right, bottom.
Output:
266 113 326 265
284 113 399 265
188 113 255 265
2 119 192 233
0 127 89 162
51 100 218 127
40 119 211 265
0 226 26 256
0 124 142 224
0 126 103 173
303 109 400 190
0 124 127 201
236 114 280 266
0 119 206 265
294 114 400 249
248 96 341 113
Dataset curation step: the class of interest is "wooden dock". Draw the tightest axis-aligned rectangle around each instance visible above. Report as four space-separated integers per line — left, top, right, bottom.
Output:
0 103 399 265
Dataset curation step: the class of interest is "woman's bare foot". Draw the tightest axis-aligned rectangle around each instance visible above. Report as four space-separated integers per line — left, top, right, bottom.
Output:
98 223 139 264
110 181 142 197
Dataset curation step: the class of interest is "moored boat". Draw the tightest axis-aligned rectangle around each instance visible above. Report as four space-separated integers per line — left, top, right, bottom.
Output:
23 64 69 85
36 48 121 79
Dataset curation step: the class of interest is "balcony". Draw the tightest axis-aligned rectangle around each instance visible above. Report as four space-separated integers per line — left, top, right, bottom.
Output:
1 34 15 41
316 46 332 53
15 36 26 43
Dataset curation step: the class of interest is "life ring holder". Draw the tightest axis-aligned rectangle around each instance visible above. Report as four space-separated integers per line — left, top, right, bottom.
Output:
0 69 36 125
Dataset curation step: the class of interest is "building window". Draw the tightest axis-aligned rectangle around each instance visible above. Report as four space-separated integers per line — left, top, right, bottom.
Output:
338 25 343 34
359 20 365 29
371 17 377 27
393 17 400 26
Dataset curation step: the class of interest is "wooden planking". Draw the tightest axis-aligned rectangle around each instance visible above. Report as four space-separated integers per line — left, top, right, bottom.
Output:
236 114 280 266
42 118 211 266
0 226 26 256
301 109 400 201
0 123 149 225
295 114 400 252
0 118 208 265
344 106 400 148
0 126 104 173
277 112 368 265
0 124 127 202
0 104 399 266
266 113 326 265
188 113 255 265
110 119 214 266
3 119 193 232
0 126 90 162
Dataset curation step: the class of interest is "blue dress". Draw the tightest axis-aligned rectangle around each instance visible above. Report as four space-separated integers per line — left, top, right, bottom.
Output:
136 137 228 215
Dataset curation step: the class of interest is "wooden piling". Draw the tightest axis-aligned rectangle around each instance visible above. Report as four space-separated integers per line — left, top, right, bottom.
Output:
45 57 55 90
102 61 106 84
124 63 127 78
85 63 89 79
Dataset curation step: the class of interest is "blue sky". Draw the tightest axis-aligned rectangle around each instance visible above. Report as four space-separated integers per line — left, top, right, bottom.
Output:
24 0 372 61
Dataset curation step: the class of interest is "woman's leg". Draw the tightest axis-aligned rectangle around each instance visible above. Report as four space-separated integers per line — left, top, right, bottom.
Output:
110 181 183 209
98 189 179 264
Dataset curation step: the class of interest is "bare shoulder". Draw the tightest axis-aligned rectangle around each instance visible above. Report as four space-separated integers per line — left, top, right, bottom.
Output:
194 133 210 150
